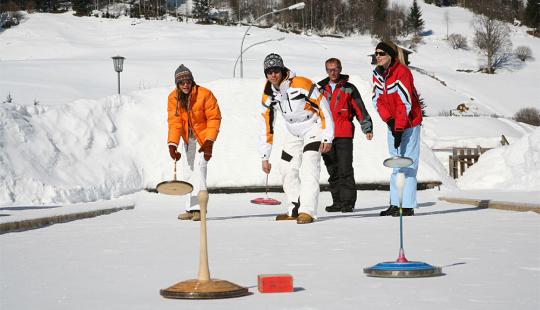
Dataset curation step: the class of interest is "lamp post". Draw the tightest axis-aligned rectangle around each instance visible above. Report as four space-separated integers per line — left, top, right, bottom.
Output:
233 37 285 78
111 55 125 95
239 2 305 78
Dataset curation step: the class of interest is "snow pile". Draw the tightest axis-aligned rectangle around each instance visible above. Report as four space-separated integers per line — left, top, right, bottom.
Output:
458 127 540 190
0 95 148 204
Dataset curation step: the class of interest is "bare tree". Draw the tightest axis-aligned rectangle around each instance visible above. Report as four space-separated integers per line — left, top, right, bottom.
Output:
514 46 532 61
514 107 540 126
448 33 467 49
473 14 512 74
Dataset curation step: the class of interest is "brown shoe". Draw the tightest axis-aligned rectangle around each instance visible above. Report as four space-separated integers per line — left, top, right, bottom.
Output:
178 211 193 220
191 211 201 221
296 213 313 224
275 213 297 221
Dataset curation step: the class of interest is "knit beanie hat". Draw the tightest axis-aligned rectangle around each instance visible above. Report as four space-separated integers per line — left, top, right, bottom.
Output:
375 41 397 59
175 64 194 85
263 53 286 75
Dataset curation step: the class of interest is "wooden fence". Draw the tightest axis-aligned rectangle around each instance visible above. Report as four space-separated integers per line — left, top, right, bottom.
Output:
431 135 509 179
448 146 492 179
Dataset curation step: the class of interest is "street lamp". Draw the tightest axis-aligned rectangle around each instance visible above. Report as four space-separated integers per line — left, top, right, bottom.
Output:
111 55 125 95
239 2 305 78
233 37 285 78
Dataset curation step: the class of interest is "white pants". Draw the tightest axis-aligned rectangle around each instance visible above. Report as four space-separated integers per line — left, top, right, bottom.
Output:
179 136 208 211
279 126 323 217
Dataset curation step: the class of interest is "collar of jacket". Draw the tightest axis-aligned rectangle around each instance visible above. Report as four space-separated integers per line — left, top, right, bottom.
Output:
317 74 349 88
264 70 295 96
379 60 399 78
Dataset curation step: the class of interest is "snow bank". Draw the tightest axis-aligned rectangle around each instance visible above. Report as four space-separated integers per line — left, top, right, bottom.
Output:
458 127 540 190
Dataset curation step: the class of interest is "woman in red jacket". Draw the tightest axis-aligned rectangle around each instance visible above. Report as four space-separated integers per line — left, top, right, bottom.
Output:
371 41 423 217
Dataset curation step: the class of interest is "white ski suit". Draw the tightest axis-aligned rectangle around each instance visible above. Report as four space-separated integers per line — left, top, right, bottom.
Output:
258 71 334 217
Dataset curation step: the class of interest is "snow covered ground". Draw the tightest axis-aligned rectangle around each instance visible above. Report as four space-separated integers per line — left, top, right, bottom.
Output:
1 191 539 310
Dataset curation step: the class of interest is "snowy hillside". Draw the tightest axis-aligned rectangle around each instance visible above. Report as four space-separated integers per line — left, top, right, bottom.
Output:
0 2 539 206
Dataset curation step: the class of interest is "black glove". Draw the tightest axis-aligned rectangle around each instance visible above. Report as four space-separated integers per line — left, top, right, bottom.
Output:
198 140 214 161
386 118 395 133
394 131 402 149
168 145 181 161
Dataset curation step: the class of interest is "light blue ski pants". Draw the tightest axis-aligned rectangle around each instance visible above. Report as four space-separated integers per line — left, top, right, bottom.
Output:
387 125 421 209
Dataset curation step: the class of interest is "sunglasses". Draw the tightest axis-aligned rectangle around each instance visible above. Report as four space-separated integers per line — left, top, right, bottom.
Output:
178 80 192 86
374 51 387 56
265 68 281 75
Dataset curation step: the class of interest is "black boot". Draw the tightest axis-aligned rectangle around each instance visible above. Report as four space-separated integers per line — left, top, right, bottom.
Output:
392 208 415 217
380 205 399 216
325 203 343 212
291 201 300 217
340 204 355 213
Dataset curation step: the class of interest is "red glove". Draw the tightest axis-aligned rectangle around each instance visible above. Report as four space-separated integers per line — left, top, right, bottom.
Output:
168 145 181 161
198 140 214 161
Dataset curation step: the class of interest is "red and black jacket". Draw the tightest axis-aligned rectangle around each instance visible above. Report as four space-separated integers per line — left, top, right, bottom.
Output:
318 74 372 138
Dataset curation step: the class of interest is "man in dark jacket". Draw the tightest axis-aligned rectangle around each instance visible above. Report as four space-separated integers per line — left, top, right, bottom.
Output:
318 58 373 213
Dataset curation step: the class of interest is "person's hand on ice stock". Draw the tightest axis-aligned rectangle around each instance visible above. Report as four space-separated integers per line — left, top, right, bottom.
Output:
262 160 271 174
168 144 181 161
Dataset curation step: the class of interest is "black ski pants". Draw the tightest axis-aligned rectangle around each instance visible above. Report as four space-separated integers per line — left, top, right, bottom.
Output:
322 137 356 207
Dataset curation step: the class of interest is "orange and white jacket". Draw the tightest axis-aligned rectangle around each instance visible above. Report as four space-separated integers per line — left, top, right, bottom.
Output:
259 71 334 160
167 84 221 147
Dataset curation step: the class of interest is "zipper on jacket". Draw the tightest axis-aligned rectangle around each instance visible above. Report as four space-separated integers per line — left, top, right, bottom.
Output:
187 93 203 145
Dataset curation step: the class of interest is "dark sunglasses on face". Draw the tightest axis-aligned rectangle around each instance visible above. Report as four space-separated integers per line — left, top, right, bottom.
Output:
178 80 192 86
266 68 281 75
374 51 387 56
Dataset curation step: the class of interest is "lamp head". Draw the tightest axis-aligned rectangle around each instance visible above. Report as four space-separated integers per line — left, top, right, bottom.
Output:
288 2 305 10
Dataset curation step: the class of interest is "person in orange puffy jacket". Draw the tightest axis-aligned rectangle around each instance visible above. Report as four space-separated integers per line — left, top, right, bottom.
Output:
167 64 221 221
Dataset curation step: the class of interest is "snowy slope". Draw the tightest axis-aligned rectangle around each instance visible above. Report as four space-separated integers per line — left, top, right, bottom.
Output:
1 9 539 116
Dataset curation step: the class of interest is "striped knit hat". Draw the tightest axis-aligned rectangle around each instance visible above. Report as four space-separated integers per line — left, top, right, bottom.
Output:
263 53 285 75
175 64 194 85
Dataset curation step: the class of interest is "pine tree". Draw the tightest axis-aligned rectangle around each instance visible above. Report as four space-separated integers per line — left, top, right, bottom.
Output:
193 0 211 23
524 0 539 30
72 0 92 16
372 0 388 38
407 0 424 35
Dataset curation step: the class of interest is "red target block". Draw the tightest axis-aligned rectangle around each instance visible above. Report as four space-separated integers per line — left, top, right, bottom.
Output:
257 274 293 293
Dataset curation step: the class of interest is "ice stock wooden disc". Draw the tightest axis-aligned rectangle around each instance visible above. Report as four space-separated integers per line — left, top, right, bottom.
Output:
160 279 249 299
156 180 193 195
